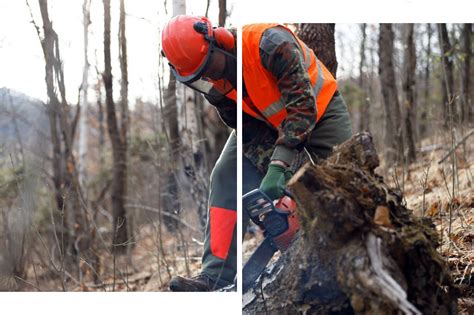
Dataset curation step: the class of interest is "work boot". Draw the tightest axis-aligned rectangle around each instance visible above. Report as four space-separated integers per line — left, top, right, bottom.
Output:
169 273 228 292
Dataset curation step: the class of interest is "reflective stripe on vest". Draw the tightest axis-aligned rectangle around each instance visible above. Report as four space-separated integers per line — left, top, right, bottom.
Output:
242 24 337 128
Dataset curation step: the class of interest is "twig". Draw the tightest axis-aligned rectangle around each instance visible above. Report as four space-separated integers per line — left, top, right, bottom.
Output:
15 276 42 292
420 159 432 216
125 204 200 233
438 129 474 164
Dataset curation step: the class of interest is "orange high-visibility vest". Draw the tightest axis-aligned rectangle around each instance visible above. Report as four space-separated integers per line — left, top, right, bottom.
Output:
242 24 338 128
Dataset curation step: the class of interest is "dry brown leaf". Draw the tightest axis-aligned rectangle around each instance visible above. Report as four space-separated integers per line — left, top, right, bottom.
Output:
374 205 391 227
426 202 440 217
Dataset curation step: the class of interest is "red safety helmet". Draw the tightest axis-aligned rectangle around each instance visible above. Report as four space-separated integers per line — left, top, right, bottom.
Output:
161 15 235 98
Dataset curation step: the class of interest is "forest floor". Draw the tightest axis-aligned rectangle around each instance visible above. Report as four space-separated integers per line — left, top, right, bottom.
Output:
393 138 474 314
17 134 473 311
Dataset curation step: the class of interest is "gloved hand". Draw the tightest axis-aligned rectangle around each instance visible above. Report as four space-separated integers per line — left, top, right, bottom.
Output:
259 163 293 201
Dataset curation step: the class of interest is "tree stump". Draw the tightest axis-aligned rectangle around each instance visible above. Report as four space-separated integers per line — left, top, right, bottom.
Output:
243 132 458 314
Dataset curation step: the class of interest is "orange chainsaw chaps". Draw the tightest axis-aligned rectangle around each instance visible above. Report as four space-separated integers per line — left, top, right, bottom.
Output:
209 206 237 260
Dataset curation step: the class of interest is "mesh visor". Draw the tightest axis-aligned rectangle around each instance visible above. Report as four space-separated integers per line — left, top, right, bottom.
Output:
186 77 234 99
170 45 235 98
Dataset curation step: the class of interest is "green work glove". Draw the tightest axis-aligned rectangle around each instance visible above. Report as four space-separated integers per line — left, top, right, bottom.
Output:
259 164 292 201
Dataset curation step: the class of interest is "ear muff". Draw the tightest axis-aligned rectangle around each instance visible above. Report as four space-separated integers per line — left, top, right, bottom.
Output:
213 27 235 51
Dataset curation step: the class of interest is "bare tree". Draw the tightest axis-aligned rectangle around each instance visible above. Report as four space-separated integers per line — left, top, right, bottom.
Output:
462 24 472 123
358 23 370 132
159 0 186 233
103 0 129 252
438 24 456 127
403 24 417 163
78 0 91 188
420 23 432 139
378 24 402 164
297 24 338 78
35 0 88 263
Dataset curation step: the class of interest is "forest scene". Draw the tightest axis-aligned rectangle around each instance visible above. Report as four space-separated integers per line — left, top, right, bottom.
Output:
0 0 473 312
242 23 473 314
0 0 234 292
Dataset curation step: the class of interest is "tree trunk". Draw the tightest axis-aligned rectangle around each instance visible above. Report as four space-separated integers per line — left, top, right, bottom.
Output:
103 0 128 252
358 24 370 133
297 24 338 78
243 132 458 314
218 0 226 27
159 0 186 233
378 24 402 165
38 0 87 260
462 24 472 123
78 0 91 188
403 24 417 163
420 23 432 139
438 24 456 128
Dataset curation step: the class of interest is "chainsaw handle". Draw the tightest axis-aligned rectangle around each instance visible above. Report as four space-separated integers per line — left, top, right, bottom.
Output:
283 188 295 200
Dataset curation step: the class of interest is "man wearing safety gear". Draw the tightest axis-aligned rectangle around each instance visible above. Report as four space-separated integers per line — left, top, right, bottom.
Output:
241 24 352 235
161 15 237 292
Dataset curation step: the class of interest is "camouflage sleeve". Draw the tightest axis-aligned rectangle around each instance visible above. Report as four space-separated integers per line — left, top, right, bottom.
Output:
259 26 317 165
204 94 236 129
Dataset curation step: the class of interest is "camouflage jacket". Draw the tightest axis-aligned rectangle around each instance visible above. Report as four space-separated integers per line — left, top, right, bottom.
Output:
243 26 318 173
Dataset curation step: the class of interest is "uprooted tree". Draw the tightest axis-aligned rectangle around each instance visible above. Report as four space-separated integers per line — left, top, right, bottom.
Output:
243 132 458 314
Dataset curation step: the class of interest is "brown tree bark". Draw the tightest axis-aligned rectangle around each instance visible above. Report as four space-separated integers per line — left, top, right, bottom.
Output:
378 24 402 165
243 133 457 314
218 0 226 27
297 24 338 78
403 24 417 163
462 24 472 123
103 0 129 252
438 24 456 128
420 23 432 139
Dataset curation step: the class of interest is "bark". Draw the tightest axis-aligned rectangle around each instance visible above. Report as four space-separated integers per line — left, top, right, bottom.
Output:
378 24 402 165
403 24 417 163
78 0 91 188
243 132 458 314
462 24 472 123
297 24 338 78
103 0 128 252
218 0 226 27
420 24 432 139
438 24 456 127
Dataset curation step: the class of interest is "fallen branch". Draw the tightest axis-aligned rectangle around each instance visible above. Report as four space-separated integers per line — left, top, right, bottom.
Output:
438 129 474 164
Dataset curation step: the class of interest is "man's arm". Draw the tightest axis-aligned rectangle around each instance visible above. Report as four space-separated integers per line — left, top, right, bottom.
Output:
260 26 317 166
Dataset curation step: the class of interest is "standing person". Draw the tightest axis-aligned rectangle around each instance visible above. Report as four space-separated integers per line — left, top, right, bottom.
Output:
241 23 353 232
161 15 237 291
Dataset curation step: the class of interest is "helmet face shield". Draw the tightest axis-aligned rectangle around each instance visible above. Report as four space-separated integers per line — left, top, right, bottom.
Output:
186 76 234 99
169 44 236 98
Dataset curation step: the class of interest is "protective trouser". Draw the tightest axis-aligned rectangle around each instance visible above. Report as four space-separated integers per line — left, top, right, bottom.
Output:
202 131 237 285
242 92 353 235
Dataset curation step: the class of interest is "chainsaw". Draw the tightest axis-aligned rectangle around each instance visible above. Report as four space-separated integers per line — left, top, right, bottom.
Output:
242 188 300 292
